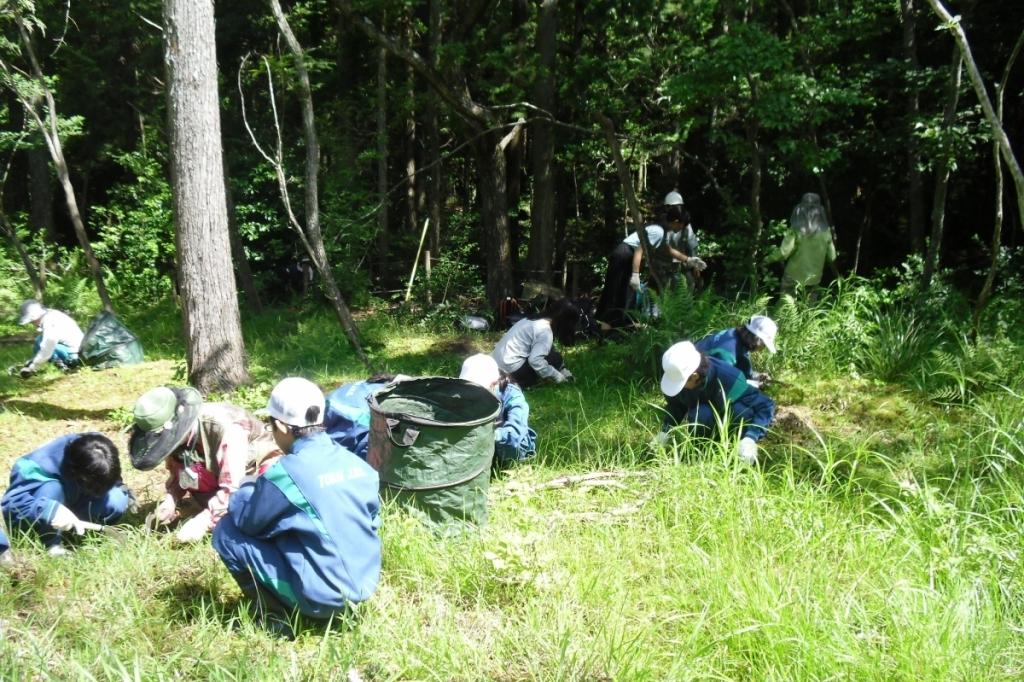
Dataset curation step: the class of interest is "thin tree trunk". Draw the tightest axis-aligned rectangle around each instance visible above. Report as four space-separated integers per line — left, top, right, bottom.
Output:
526 0 558 285
375 42 389 279
926 0 1024 236
222 149 262 312
15 20 114 313
746 114 764 292
901 0 927 254
425 0 442 253
922 49 963 290
270 0 369 366
0 211 44 299
403 9 419 239
477 125 521 305
972 27 1024 337
164 0 249 391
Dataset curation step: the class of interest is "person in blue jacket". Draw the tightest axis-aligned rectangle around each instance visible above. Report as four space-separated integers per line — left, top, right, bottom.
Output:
657 341 775 465
1 433 133 555
695 315 778 388
212 377 382 633
324 373 409 460
460 353 537 464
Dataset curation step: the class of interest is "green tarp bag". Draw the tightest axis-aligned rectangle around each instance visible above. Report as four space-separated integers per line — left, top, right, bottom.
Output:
368 377 500 531
80 312 145 369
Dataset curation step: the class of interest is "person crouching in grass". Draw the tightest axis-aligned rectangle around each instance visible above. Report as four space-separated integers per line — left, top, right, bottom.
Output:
2 433 133 556
657 341 775 465
460 353 537 465
212 378 382 637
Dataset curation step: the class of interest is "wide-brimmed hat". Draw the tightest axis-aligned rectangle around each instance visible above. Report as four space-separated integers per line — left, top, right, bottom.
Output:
745 315 778 354
660 341 701 397
129 386 203 470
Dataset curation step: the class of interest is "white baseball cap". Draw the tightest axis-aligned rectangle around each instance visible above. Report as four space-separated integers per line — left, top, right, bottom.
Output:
660 341 701 397
664 190 684 206
266 377 326 427
17 300 45 325
459 353 500 388
745 315 778 354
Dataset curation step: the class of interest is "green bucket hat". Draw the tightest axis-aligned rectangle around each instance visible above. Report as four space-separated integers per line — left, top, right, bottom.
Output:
128 386 203 470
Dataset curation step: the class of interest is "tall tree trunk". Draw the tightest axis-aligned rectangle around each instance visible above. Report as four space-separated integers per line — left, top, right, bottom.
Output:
926 0 1024 235
972 27 1024 337
222 150 262 312
375 42 389 280
900 0 927 254
506 126 524 279
403 9 419 239
425 0 443 253
270 0 368 366
28 143 55 245
163 0 249 391
526 0 558 285
922 49 963 289
16 20 114 313
746 115 764 292
0 210 44 299
477 126 521 305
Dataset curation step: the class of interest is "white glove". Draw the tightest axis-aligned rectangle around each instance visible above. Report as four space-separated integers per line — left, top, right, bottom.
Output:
155 493 180 525
47 545 69 557
686 257 707 272
738 437 759 466
629 272 642 291
175 513 210 543
49 504 86 535
654 431 669 446
746 379 762 389
560 368 574 383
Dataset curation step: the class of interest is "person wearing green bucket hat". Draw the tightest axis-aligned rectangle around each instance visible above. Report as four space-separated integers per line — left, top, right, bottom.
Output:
129 386 282 543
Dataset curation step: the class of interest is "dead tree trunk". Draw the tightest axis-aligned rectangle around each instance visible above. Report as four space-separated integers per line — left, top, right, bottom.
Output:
269 0 369 366
164 0 250 391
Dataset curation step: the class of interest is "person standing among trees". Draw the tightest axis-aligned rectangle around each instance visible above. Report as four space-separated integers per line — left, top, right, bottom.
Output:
128 386 281 543
11 300 83 378
597 191 707 329
766 193 837 298
491 298 580 387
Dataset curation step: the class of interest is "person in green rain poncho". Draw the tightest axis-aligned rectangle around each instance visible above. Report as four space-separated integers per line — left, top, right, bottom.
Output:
766 193 837 298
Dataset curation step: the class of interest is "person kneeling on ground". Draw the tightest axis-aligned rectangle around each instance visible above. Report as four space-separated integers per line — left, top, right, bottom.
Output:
460 354 537 465
657 341 775 465
492 298 580 388
129 386 282 543
1 433 133 556
11 299 83 378
212 377 382 632
695 315 778 388
324 373 410 460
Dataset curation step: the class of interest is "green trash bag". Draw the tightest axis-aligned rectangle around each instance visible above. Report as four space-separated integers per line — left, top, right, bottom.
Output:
368 377 500 531
80 312 145 369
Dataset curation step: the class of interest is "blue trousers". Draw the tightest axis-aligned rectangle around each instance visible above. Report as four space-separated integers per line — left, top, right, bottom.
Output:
33 336 79 366
213 515 335 620
3 486 130 548
685 392 775 442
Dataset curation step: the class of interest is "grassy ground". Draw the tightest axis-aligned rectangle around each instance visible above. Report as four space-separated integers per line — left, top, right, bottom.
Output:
0 294 1022 680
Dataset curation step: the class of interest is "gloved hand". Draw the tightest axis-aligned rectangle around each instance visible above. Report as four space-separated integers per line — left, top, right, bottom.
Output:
49 504 86 535
685 257 707 272
560 368 574 383
19 365 34 380
174 513 210 543
47 545 69 557
738 437 759 466
629 272 642 291
653 430 669 446
155 493 180 525
746 379 762 389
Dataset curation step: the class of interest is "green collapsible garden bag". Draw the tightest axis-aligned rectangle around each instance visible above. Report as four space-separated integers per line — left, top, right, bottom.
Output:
368 377 500 530
80 311 145 369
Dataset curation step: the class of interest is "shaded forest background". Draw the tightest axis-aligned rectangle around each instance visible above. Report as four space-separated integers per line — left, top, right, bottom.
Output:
1 0 1023 317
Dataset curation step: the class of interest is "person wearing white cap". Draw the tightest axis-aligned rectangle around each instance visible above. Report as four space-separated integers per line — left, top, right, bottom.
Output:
657 341 775 465
695 315 778 388
596 191 707 329
460 354 537 465
11 299 84 378
212 377 382 635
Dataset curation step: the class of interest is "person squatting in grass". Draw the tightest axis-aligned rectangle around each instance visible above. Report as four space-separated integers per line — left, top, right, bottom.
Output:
324 373 411 460
128 386 282 543
695 315 779 389
596 191 708 329
657 341 776 465
491 298 580 388
1 433 133 556
212 378 382 632
12 299 84 378
460 354 537 465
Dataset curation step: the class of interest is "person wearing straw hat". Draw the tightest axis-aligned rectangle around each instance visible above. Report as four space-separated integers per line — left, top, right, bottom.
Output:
695 315 778 388
212 378 381 635
11 299 83 378
1 433 133 556
657 341 775 465
128 386 281 543
460 353 537 465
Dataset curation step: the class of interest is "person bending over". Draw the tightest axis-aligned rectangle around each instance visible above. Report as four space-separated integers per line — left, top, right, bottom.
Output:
460 353 537 465
491 298 580 388
2 433 133 555
12 299 83 378
695 315 778 388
